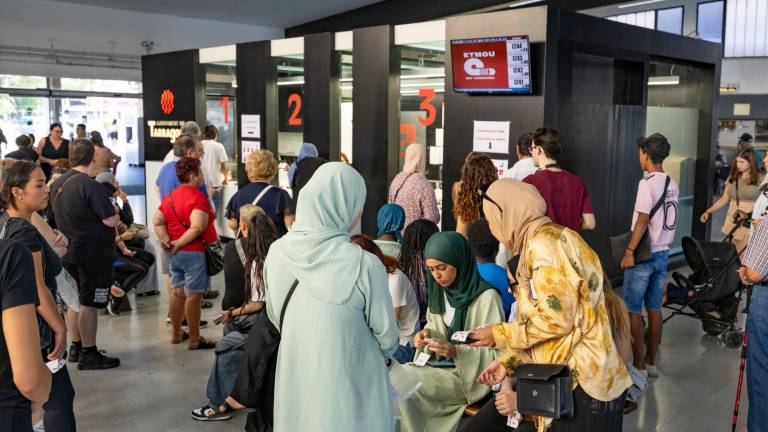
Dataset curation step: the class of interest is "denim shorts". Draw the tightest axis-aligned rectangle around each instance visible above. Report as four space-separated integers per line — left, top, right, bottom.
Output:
623 250 669 313
168 251 209 294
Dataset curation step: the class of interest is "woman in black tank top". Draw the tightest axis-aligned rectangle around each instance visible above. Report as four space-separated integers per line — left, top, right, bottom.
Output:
36 123 70 180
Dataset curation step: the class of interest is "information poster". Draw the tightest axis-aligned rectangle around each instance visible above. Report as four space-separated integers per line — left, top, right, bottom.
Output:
492 159 509 178
473 120 510 154
241 140 261 161
241 115 261 139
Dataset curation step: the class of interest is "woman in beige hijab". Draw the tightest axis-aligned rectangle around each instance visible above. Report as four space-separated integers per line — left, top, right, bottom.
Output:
468 179 630 432
388 143 440 231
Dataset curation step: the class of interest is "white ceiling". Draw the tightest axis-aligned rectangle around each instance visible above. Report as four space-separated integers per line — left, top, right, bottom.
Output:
48 0 383 28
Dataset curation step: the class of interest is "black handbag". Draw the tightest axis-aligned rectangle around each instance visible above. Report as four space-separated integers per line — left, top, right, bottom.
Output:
515 364 574 419
610 175 671 266
167 192 224 276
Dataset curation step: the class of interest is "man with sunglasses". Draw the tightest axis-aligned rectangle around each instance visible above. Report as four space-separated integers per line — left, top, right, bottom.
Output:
523 128 596 232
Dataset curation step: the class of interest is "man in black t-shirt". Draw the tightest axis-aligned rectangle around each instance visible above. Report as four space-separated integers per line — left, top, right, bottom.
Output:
48 139 121 370
4 135 39 163
0 239 51 428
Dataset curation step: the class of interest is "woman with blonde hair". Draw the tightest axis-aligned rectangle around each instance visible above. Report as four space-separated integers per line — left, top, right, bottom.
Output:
452 152 498 236
225 150 294 237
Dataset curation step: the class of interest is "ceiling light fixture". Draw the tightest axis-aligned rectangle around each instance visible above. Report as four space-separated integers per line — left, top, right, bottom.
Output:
648 75 680 86
508 0 545 8
618 0 666 9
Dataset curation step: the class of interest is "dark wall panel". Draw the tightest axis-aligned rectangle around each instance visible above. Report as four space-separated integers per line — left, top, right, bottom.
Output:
304 33 341 161
352 25 399 236
141 50 205 161
717 94 768 120
236 41 277 186
443 7 549 230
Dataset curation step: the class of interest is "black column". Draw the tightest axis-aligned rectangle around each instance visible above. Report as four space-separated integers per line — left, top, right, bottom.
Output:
304 33 341 161
141 49 205 161
236 41 278 186
352 25 399 236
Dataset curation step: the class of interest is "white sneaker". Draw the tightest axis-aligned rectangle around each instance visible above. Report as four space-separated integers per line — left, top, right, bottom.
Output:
646 364 659 378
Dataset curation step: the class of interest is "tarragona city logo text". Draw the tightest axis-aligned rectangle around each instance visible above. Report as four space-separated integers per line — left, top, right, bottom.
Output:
463 51 496 77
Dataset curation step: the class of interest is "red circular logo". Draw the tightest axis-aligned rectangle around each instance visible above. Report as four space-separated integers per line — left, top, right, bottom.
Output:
160 89 175 115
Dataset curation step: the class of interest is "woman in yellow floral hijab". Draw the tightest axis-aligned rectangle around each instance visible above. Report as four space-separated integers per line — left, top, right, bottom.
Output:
469 179 631 432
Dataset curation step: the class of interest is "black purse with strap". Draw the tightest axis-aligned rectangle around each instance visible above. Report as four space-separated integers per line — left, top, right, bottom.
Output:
610 175 671 266
167 191 224 276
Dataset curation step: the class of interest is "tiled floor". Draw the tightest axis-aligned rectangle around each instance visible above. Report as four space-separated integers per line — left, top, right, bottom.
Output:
66 268 749 432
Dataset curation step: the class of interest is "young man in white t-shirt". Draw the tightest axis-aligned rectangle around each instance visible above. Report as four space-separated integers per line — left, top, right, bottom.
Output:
201 124 230 214
621 133 679 381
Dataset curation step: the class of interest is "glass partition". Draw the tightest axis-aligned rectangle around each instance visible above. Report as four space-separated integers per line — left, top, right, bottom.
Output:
0 95 50 154
340 50 353 163
398 41 445 219
646 60 712 250
203 62 238 184
274 55 305 189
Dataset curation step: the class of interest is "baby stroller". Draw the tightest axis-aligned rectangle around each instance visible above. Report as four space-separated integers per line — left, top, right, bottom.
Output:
663 224 746 348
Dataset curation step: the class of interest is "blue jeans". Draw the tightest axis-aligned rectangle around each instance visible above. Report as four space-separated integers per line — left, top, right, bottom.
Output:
748 284 768 430
206 329 247 407
623 250 669 313
168 251 208 294
393 344 415 364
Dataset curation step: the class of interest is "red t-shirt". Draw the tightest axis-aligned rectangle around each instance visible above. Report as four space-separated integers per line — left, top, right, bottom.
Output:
159 185 218 252
523 170 593 232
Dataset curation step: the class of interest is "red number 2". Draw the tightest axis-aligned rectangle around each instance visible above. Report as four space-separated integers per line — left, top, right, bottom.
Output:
418 88 436 127
288 93 302 126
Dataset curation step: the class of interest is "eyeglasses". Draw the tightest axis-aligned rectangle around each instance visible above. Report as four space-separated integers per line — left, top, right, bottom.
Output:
477 188 503 214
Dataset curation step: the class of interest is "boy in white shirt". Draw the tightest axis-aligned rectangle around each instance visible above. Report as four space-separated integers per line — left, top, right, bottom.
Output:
621 133 679 379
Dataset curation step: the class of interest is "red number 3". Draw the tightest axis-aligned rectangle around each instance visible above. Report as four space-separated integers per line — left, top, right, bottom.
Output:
288 93 302 126
418 88 436 127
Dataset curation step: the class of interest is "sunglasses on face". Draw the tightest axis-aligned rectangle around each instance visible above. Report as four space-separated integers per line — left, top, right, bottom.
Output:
477 188 503 214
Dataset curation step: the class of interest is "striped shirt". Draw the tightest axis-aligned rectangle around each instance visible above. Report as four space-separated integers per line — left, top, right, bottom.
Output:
743 220 768 281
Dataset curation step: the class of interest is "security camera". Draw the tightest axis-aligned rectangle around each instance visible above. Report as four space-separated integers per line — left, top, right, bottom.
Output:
140 40 155 53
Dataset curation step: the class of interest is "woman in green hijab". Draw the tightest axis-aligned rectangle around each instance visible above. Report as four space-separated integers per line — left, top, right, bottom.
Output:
399 232 504 432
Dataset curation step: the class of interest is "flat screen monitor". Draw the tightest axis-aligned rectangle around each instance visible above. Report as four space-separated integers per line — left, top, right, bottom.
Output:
450 36 531 94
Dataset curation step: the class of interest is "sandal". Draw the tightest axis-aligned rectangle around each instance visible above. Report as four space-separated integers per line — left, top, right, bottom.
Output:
191 404 232 421
171 331 189 344
188 337 216 350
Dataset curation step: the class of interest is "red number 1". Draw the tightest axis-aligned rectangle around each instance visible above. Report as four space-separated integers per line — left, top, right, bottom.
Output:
288 93 302 126
218 96 229 124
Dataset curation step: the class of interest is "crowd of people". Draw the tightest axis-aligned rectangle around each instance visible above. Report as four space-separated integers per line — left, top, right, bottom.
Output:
0 118 766 432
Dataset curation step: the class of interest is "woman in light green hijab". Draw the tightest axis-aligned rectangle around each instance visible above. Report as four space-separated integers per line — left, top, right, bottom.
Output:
399 232 504 432
265 162 399 432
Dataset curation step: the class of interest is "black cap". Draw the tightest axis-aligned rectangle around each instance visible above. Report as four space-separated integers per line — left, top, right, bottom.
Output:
740 133 753 143
638 133 671 162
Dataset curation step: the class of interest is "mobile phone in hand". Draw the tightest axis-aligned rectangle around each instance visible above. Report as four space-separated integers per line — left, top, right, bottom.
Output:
213 313 226 325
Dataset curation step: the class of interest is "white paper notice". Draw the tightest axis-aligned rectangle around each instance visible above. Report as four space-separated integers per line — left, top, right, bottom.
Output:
241 140 261 161
473 120 510 154
429 146 443 165
492 159 509 178
241 115 261 139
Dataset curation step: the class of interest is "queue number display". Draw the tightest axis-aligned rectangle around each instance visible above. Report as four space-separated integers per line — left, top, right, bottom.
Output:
450 35 532 94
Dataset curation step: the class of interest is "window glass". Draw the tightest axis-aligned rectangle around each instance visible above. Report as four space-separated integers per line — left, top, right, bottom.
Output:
657 7 684 34
607 11 656 29
725 0 768 57
0 75 47 89
698 1 724 43
58 78 141 93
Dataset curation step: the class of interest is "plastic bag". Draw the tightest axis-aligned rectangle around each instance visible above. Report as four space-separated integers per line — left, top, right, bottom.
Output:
56 269 80 312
